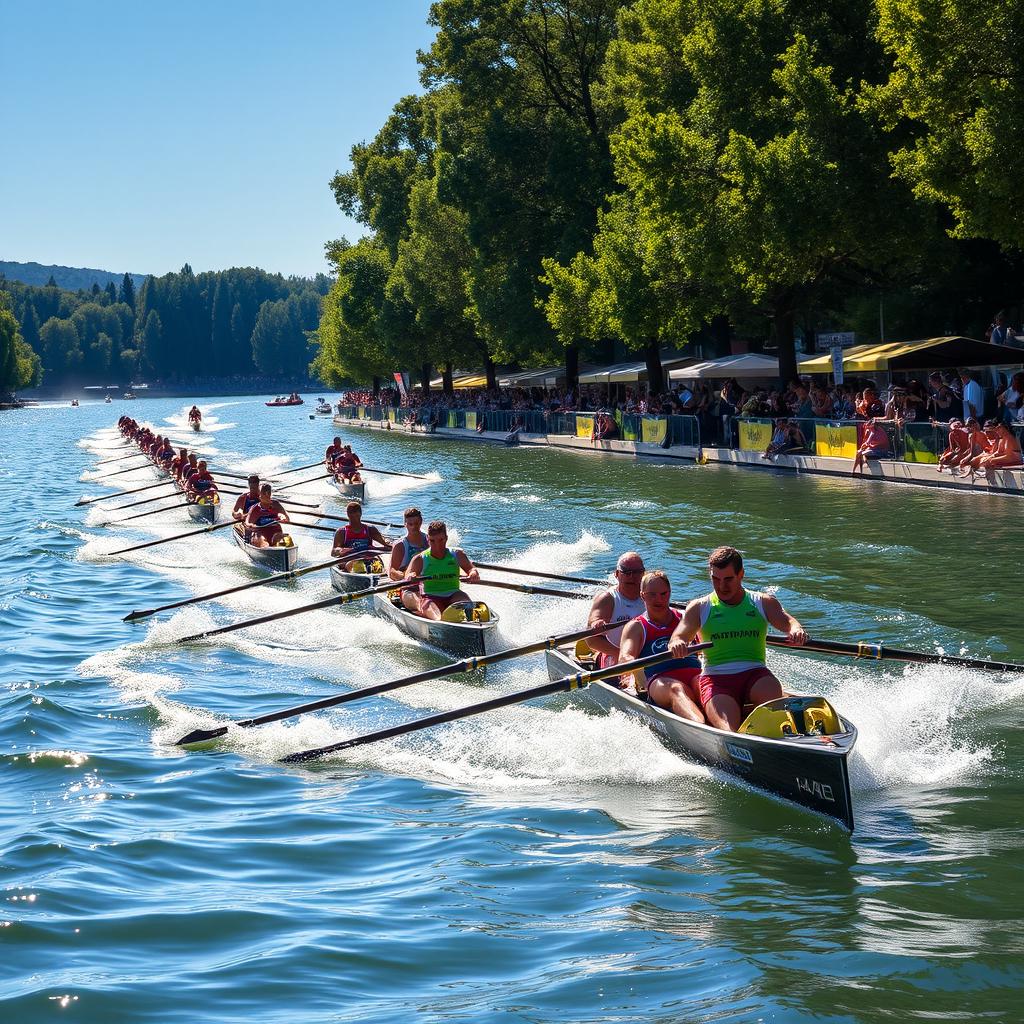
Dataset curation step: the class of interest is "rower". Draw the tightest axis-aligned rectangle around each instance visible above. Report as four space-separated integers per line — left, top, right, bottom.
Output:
334 444 363 483
388 506 428 612
170 447 188 477
325 436 343 471
187 459 219 502
587 552 647 668
188 405 202 425
156 436 175 465
331 501 391 570
232 475 262 539
668 546 808 732
244 484 292 548
617 571 703 723
180 452 199 486
404 520 480 621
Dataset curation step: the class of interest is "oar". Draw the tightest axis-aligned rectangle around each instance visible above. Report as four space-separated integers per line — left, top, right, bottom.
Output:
176 621 620 745
76 479 175 505
301 511 402 529
212 485 320 510
119 502 193 522
361 466 432 480
125 555 352 621
470 578 592 601
769 636 1024 673
108 490 191 512
107 520 239 554
94 462 159 480
474 563 608 587
278 642 715 764
272 460 325 478
176 576 427 644
96 452 145 466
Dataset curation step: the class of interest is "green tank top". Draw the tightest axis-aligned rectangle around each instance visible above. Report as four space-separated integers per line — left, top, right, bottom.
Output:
422 549 460 596
699 591 768 671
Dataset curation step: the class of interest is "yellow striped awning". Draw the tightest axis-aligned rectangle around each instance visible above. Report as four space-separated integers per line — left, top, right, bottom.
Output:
798 336 1004 373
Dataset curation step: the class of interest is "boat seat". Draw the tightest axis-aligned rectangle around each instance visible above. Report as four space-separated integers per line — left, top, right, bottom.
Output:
739 696 843 738
574 638 593 659
441 604 469 623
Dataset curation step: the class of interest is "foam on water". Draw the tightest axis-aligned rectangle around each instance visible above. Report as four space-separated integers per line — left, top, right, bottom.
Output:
163 403 236 434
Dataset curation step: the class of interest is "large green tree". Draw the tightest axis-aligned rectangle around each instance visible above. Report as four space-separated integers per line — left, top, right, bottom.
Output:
874 1 1024 250
0 295 42 392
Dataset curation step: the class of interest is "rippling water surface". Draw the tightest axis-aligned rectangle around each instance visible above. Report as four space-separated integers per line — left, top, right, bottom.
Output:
3 398 1022 1023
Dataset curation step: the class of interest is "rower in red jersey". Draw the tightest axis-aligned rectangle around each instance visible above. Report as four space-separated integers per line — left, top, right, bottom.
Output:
186 460 219 503
325 436 344 472
331 501 391 570
179 452 199 486
243 484 292 548
333 445 363 484
232 475 262 540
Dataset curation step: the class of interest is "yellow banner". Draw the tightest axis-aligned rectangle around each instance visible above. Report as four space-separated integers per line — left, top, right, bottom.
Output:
447 411 459 428
640 417 667 444
576 414 594 437
814 422 859 459
465 411 477 430
739 420 773 452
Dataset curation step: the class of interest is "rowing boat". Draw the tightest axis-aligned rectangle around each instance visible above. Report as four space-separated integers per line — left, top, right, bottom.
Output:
190 420 201 433
371 590 500 657
333 478 366 502
231 524 299 573
545 645 857 831
329 563 385 593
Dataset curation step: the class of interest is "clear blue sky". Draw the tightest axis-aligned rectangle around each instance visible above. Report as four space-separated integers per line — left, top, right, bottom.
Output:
1 0 436 278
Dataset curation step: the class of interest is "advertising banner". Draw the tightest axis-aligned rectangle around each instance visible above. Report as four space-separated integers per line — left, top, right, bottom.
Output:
640 417 667 444
738 420 773 452
814 422 859 458
465 411 477 431
575 414 594 438
393 372 408 399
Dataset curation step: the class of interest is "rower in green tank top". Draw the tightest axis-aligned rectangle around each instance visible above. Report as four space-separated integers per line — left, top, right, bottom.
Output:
668 545 809 732
404 519 480 621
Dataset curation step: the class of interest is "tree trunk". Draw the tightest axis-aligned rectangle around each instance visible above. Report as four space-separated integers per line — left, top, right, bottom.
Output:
371 376 380 398
644 338 664 395
564 343 579 392
598 336 615 365
708 315 731 357
420 363 431 394
484 354 497 391
775 307 798 384
442 363 454 395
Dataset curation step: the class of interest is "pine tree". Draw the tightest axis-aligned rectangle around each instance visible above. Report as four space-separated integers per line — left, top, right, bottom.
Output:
104 281 117 305
119 272 136 310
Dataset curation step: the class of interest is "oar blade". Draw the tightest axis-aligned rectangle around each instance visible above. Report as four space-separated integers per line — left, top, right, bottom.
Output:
176 725 229 745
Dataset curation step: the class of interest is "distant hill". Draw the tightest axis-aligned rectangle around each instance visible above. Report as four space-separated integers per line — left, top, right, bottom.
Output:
0 260 148 292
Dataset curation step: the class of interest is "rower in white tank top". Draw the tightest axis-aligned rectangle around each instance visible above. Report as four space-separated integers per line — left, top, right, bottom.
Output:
586 552 647 667
605 587 646 648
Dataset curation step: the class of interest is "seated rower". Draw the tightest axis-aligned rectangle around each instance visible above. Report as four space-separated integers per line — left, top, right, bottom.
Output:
669 546 807 732
334 444 363 483
388 507 428 612
156 436 175 465
170 447 189 477
404 520 480 620
179 452 199 486
325 436 343 472
232 475 262 539
617 570 704 723
244 484 291 547
331 500 391 570
186 460 219 502
188 405 202 426
586 552 647 668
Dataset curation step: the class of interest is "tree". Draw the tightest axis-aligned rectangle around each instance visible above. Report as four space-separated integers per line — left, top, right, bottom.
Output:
874 1 1024 250
603 0 934 380
0 294 42 392
119 272 136 310
103 281 118 305
38 317 83 378
140 310 164 377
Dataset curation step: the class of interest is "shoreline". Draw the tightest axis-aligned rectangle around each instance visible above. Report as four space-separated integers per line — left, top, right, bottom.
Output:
332 415 1024 498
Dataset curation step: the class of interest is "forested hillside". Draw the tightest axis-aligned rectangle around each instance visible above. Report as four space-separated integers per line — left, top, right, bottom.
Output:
1 266 330 386
0 261 147 293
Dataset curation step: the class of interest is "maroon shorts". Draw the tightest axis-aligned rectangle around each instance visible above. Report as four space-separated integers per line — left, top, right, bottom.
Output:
419 592 459 614
698 668 775 707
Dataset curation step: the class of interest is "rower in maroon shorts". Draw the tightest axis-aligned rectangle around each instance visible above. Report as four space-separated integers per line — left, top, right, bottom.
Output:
668 545 808 732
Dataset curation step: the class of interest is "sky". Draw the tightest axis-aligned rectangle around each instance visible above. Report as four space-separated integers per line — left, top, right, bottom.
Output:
1 0 437 278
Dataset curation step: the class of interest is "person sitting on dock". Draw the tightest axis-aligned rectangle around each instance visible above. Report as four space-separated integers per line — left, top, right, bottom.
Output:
333 445 363 483
967 420 1023 476
586 552 647 669
331 500 391 570
851 419 891 474
244 484 291 548
404 520 480 620
232 475 262 539
936 420 970 473
386 507 429 612
617 570 704 723
668 546 808 732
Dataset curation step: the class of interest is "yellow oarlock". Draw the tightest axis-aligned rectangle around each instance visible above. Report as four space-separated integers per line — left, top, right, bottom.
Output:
739 696 842 738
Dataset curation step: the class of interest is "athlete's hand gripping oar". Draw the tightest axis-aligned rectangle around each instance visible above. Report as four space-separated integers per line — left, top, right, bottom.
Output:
124 555 355 621
278 642 715 764
176 621 621 745
75 479 176 506
175 576 428 644
767 636 1024 673
107 520 240 555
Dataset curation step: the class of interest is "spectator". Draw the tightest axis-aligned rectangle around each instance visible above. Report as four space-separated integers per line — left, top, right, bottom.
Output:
592 411 619 442
831 386 855 420
974 421 1024 473
790 381 814 418
851 418 891 474
810 384 833 419
855 387 884 419
958 368 985 421
762 418 808 460
996 371 1024 424
937 419 970 474
884 386 907 422
904 379 929 422
927 372 958 422
985 310 1014 345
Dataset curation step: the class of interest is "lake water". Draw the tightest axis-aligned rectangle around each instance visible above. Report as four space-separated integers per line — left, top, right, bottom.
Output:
3 397 1022 1023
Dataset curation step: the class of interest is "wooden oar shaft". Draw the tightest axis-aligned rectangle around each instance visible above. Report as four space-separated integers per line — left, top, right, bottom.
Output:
770 636 1024 673
279 642 715 764
177 623 620 744
108 520 237 555
76 479 175 505
96 452 146 466
96 462 156 479
176 576 427 643
272 461 325 478
119 502 192 522
125 556 349 622
474 562 608 587
360 465 432 480
306 511 402 529
108 491 189 512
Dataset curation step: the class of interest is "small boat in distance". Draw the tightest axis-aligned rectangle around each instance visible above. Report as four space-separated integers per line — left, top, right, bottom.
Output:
266 393 304 407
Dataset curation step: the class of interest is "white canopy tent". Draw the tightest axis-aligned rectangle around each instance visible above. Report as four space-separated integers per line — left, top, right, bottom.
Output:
669 353 782 380
580 353 696 385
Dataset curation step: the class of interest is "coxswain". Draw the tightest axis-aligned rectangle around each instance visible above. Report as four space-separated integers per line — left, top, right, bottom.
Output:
186 460 219 502
334 444 363 483
331 501 391 570
404 520 480 620
325 436 344 472
617 571 703 723
586 551 647 668
232 475 262 540
244 484 291 547
668 546 807 732
388 506 429 612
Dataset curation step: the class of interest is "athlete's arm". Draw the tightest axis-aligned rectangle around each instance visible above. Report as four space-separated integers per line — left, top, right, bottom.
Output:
586 591 619 657
405 553 425 580
369 527 392 549
761 595 807 645
614 620 643 690
388 544 405 581
273 501 290 524
668 601 702 659
455 549 479 581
